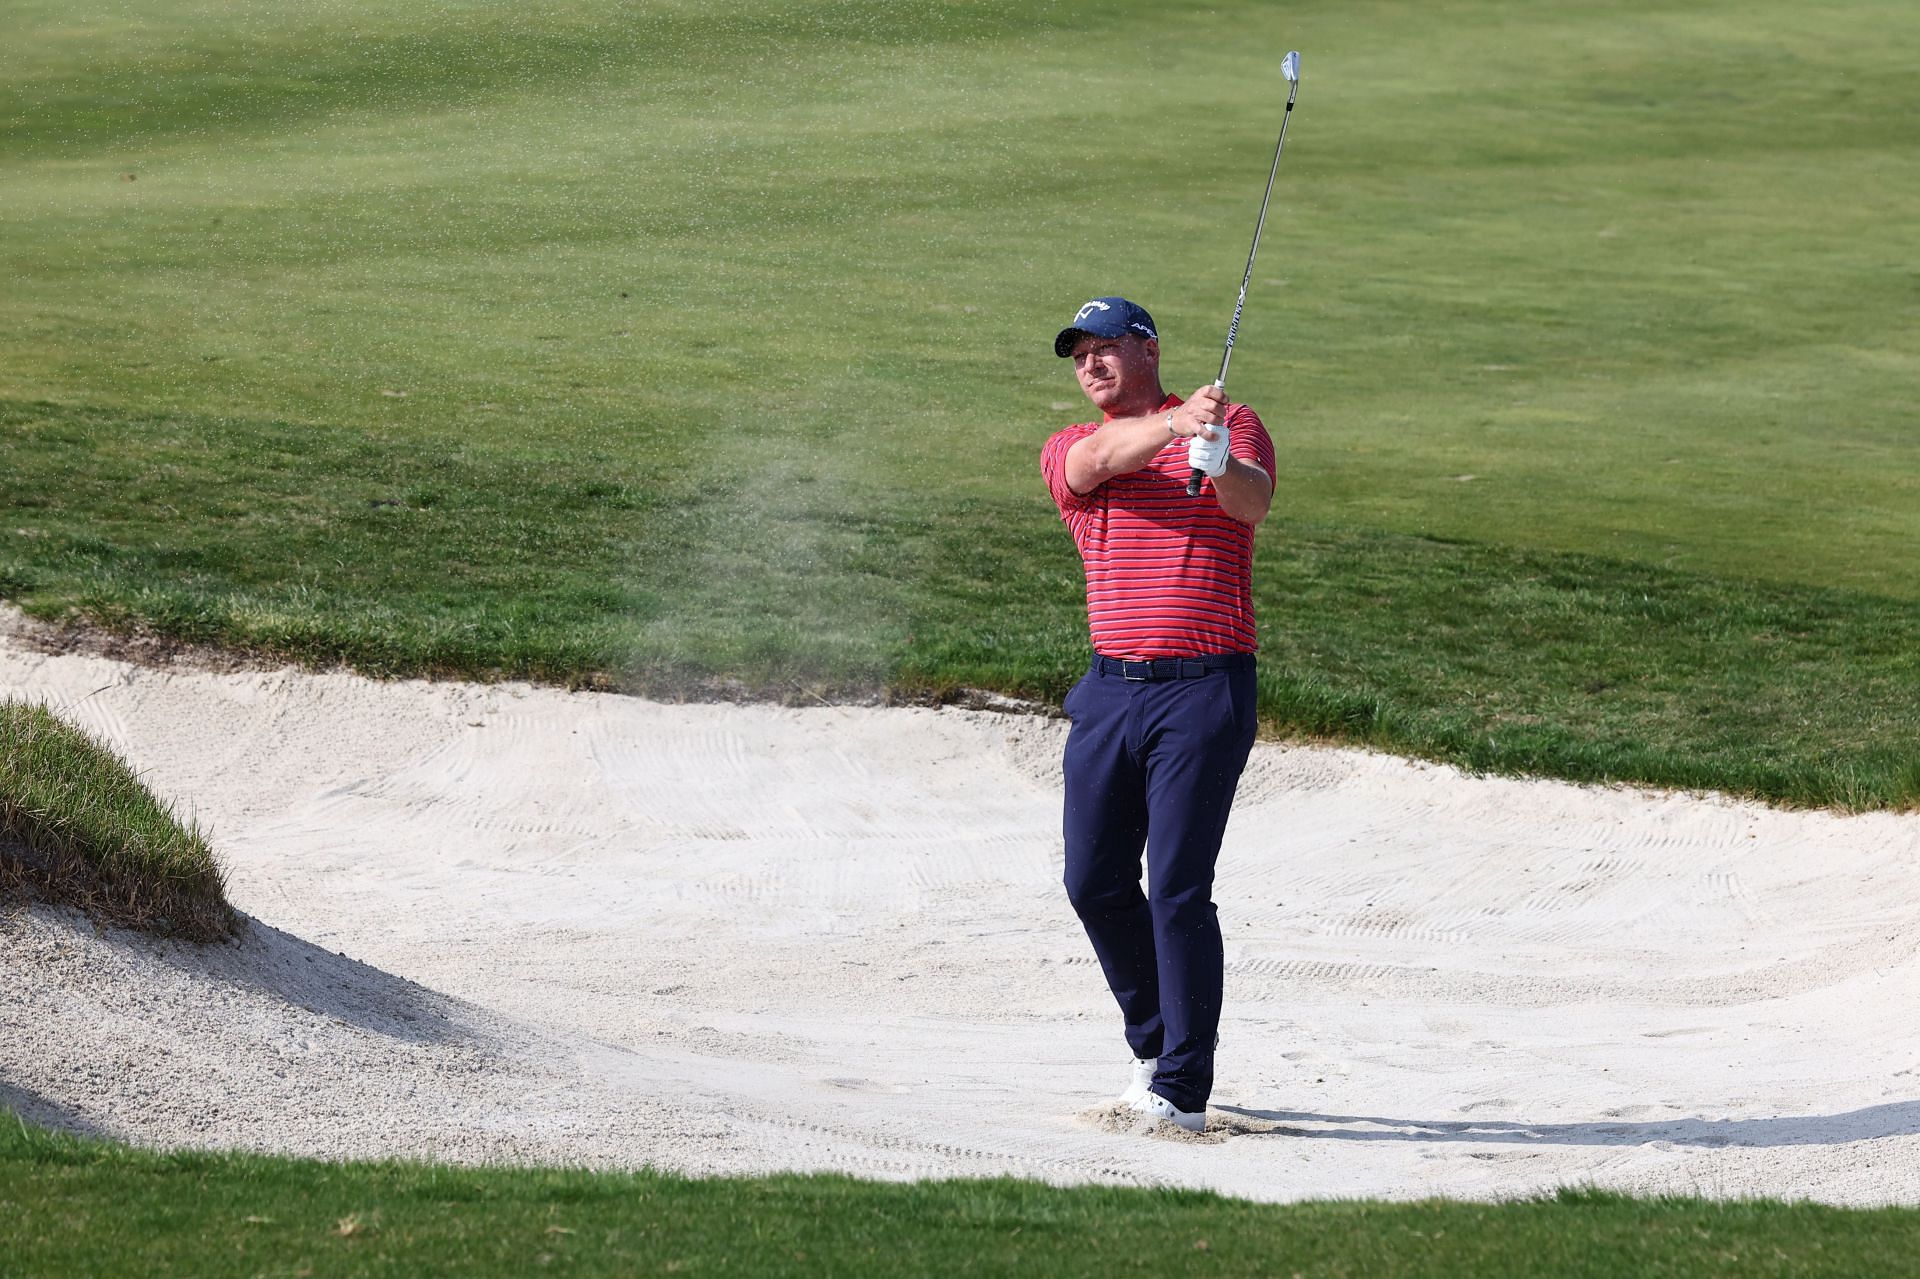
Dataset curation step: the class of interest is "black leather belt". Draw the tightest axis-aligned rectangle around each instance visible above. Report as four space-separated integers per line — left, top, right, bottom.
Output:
1093 652 1255 681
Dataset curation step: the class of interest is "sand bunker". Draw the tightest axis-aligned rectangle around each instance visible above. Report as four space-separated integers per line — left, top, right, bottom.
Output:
4 612 1919 1203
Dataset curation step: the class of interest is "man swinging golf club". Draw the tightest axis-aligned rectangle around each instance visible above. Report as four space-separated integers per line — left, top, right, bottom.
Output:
1042 48 1300 1134
1040 296 1274 1131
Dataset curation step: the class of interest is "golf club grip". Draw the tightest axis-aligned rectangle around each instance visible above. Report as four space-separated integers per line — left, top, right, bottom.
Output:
1188 377 1229 497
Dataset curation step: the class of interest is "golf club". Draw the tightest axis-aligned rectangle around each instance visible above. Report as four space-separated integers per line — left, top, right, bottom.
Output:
1189 48 1303 498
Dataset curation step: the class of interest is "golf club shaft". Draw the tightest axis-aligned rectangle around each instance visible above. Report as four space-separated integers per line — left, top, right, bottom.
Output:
1189 65 1301 498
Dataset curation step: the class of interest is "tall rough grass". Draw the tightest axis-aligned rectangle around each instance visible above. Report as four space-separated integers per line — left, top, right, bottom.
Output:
0 699 236 941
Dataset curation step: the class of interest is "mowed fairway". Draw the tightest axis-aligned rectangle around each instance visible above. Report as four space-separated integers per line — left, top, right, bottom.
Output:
2 0 1917 809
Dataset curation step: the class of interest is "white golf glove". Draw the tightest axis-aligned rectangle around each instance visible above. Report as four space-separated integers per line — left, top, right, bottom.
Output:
1187 422 1231 479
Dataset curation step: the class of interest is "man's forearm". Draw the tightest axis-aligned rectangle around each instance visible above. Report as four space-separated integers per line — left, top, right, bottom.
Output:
1063 413 1183 494
1212 460 1273 526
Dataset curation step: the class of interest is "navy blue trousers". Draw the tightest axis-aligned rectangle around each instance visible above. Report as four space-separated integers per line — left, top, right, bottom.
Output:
1061 656 1258 1113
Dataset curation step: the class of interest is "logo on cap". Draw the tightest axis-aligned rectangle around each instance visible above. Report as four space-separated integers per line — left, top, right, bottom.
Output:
1054 296 1159 357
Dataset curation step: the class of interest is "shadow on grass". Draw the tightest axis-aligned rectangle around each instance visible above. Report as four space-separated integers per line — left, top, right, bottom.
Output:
1216 1102 1920 1149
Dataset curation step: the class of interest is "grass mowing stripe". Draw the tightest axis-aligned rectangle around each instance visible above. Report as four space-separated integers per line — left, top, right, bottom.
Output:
0 0 1049 157
7 1116 1920 1278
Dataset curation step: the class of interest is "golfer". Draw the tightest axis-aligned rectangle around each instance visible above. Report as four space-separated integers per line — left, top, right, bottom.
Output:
1040 296 1274 1132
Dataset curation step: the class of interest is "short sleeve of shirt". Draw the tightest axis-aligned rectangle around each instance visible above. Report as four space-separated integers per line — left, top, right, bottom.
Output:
1226 404 1275 481
1040 422 1100 517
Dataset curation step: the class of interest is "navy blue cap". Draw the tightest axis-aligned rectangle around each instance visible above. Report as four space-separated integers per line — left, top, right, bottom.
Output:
1053 296 1158 357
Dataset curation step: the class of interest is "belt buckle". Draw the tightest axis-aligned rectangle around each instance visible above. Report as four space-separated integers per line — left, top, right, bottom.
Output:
1121 660 1152 682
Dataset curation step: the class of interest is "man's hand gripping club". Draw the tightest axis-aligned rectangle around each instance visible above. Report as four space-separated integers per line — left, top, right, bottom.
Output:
1179 384 1232 482
1172 383 1272 526
1063 380 1265 523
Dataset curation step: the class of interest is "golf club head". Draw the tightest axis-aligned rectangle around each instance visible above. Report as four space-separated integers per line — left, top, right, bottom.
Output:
1282 50 1301 82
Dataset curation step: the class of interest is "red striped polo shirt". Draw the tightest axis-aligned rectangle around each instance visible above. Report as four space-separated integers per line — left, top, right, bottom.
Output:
1041 394 1274 659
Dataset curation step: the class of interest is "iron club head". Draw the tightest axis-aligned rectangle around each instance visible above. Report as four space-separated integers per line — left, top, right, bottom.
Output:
1282 50 1301 82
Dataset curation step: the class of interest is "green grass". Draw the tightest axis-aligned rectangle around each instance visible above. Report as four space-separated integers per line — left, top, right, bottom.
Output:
0 699 235 940
2 0 1916 806
896 518 1920 810
8 1116 1920 1278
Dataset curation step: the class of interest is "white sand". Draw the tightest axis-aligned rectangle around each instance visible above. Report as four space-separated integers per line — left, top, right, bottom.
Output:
5 613 1919 1203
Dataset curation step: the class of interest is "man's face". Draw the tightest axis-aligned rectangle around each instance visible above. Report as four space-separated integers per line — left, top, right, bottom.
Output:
1070 333 1159 414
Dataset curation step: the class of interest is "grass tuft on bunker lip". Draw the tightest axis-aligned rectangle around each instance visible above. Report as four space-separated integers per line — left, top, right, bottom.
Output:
0 699 237 942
